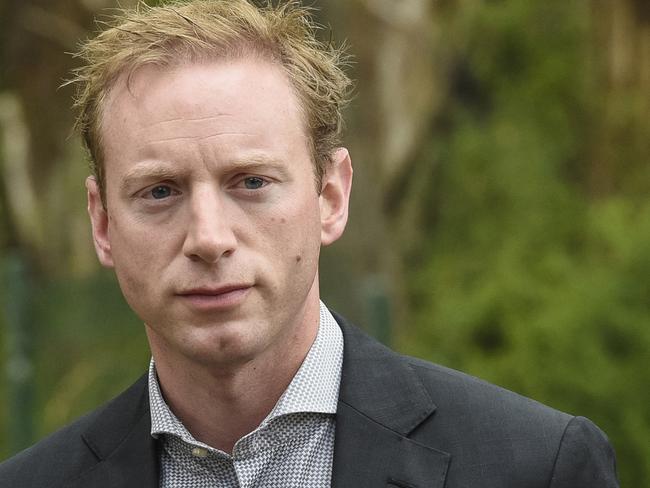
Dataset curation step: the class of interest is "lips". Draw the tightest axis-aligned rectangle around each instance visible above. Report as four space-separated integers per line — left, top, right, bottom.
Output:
176 284 253 311
177 284 252 297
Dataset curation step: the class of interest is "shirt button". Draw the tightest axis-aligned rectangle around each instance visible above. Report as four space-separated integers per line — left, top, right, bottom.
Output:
191 447 209 458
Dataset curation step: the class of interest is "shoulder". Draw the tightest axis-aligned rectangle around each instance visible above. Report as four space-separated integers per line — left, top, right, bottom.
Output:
334 312 618 486
0 409 100 487
0 375 149 488
404 356 618 486
337 310 572 433
407 354 572 431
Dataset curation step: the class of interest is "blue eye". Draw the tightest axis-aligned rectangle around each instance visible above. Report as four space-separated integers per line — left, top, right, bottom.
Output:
150 185 172 199
244 177 265 190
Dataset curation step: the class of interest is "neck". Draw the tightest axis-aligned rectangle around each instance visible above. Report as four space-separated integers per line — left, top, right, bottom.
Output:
149 297 321 453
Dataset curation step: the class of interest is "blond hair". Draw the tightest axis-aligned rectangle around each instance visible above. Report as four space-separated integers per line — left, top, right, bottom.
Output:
69 0 352 203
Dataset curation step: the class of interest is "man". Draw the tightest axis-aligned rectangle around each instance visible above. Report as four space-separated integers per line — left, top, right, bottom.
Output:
0 1 618 487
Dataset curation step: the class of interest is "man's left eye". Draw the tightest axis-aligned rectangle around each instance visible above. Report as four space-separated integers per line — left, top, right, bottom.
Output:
150 185 173 199
243 177 266 190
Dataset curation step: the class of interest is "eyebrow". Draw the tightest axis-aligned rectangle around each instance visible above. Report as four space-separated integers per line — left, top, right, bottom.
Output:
120 163 183 193
225 156 291 176
119 155 292 192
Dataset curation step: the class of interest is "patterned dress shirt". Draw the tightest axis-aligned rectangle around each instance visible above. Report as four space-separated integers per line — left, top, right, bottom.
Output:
148 302 344 487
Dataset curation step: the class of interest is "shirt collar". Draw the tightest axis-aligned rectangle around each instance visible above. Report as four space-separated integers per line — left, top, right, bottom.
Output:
265 301 343 419
149 301 344 438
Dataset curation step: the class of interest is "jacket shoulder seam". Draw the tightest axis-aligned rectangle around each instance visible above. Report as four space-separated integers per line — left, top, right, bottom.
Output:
545 415 576 488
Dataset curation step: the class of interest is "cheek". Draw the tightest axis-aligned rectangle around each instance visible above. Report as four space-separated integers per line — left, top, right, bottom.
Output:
108 215 175 290
109 211 179 256
109 226 148 296
258 199 321 261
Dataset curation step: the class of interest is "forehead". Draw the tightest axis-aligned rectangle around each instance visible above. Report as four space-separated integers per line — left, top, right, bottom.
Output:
99 57 309 167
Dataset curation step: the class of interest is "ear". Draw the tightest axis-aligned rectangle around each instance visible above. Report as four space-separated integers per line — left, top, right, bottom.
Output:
320 148 353 246
86 176 114 268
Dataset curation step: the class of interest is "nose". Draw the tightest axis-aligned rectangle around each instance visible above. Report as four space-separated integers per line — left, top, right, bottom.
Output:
182 186 237 263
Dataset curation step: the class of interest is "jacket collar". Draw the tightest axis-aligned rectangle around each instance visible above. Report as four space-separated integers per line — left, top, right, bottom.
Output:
331 312 451 488
67 375 158 488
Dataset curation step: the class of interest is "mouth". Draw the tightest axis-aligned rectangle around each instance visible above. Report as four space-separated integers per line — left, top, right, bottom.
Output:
176 284 253 311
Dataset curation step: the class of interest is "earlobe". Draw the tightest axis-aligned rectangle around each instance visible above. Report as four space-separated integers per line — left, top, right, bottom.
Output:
320 148 353 246
86 176 114 268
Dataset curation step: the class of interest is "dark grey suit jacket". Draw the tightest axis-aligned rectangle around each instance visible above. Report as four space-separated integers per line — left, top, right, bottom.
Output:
0 313 619 487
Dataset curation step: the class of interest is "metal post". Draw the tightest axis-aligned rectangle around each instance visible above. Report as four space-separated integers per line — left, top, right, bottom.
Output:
2 250 34 454
362 274 392 346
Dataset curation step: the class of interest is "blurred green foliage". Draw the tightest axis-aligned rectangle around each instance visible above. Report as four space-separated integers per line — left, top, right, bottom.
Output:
0 271 148 458
401 2 650 485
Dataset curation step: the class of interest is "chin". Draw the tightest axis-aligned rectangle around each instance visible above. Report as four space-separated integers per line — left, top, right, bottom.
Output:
179 327 264 367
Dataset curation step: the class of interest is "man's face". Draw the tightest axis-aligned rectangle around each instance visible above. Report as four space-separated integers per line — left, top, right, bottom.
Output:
86 58 352 367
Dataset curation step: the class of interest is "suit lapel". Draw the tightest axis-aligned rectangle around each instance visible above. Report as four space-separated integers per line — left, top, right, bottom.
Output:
332 314 451 488
69 375 159 488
